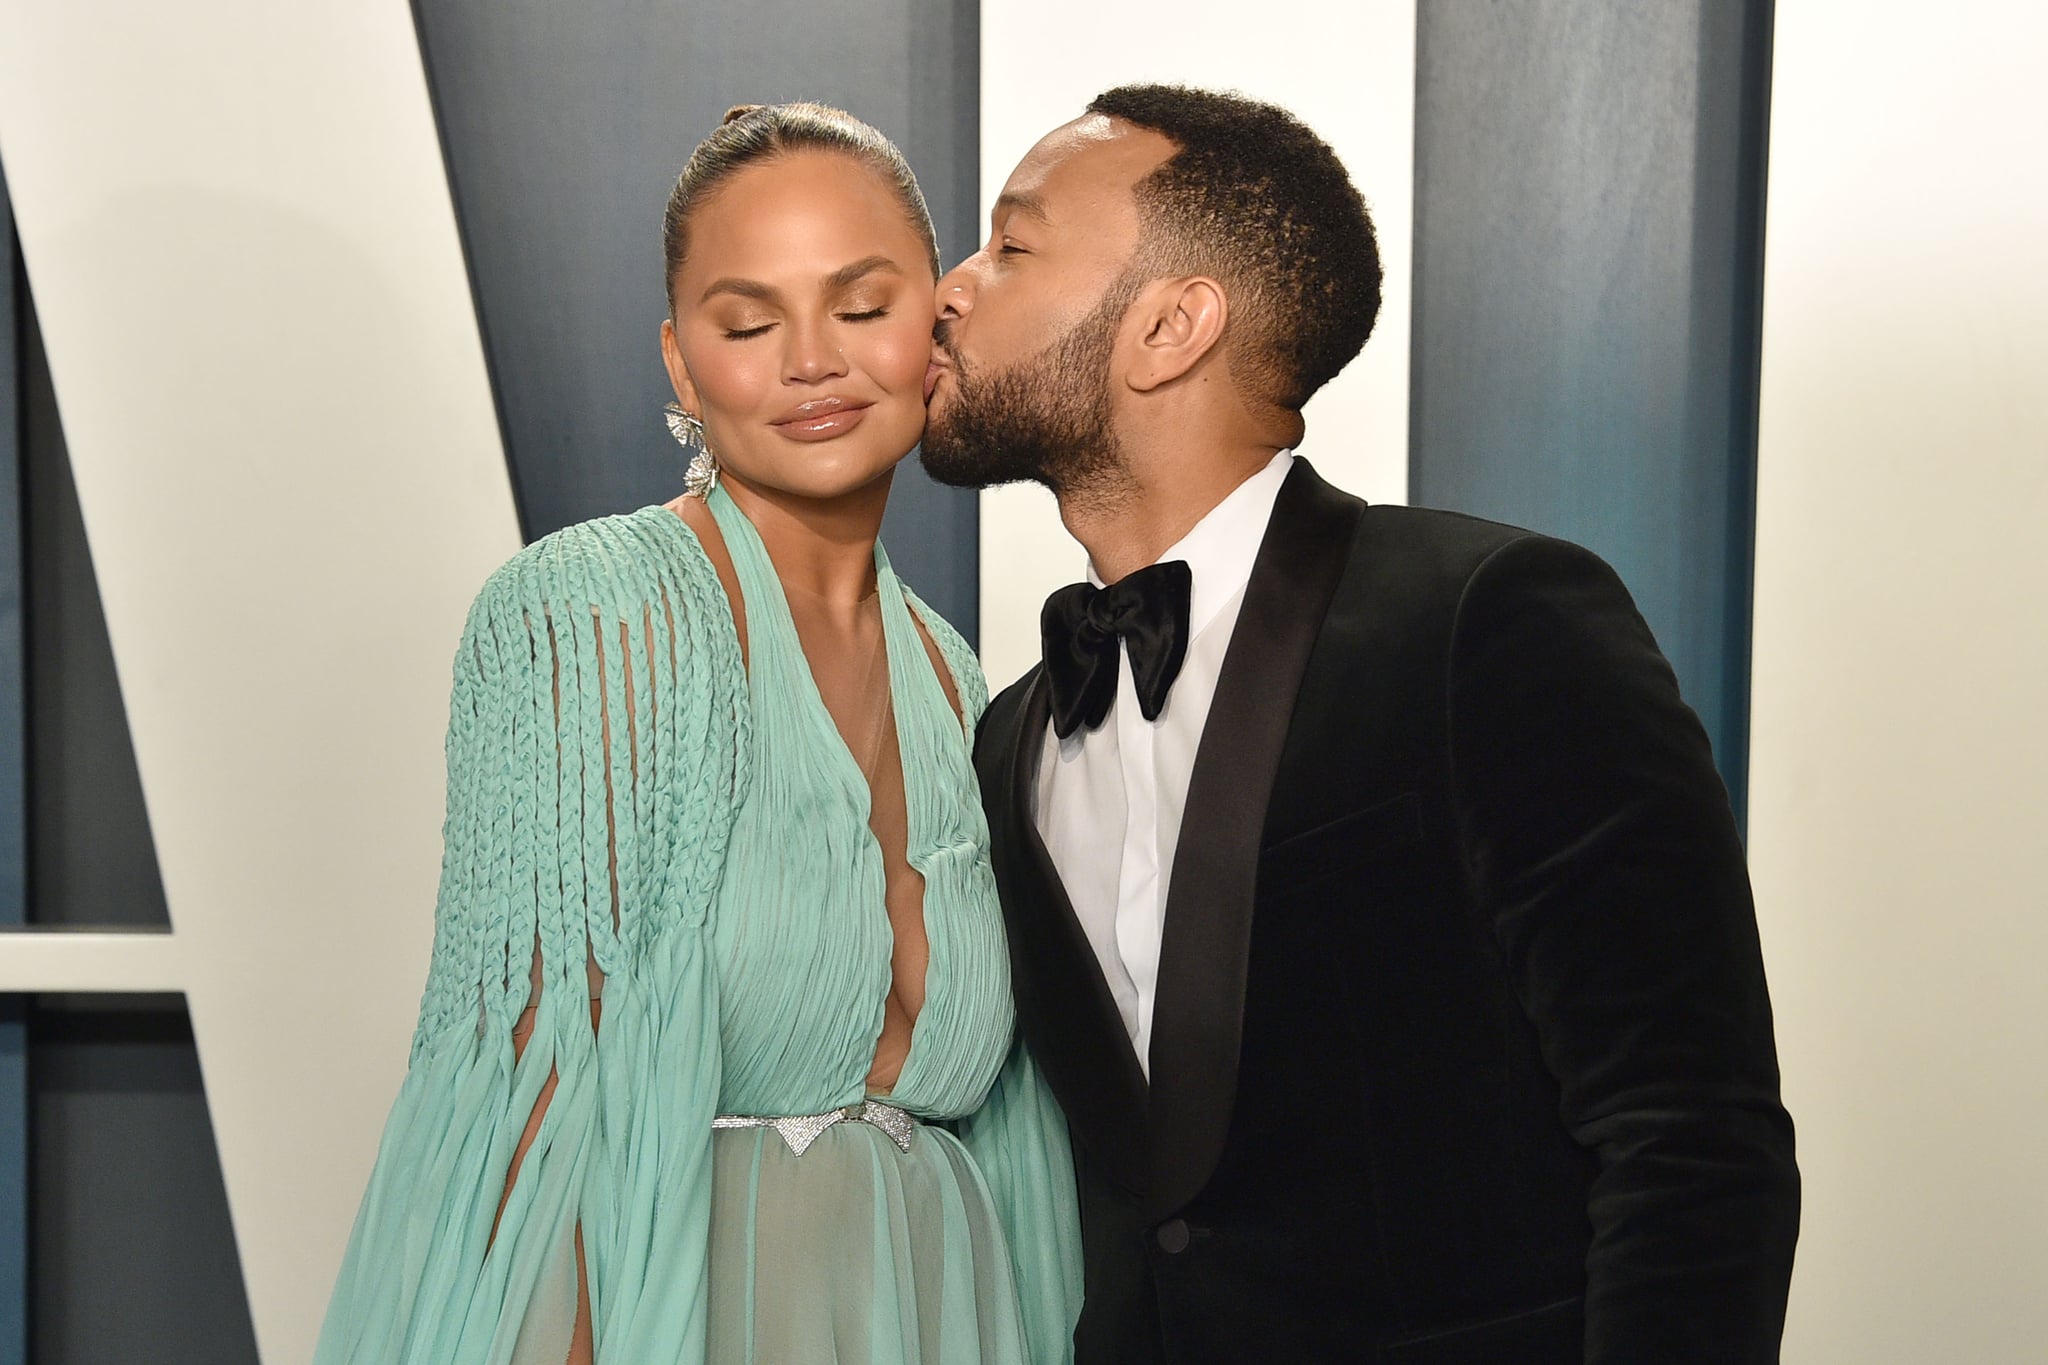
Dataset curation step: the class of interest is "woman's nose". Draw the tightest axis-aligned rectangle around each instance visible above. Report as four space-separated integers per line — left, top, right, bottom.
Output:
784 324 848 383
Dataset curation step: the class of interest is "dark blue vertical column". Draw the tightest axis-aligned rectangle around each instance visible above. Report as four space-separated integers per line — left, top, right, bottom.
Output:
0 162 29 1365
1411 0 1773 824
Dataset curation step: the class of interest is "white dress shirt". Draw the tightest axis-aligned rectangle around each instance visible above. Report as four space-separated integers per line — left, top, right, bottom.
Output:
1031 450 1295 1078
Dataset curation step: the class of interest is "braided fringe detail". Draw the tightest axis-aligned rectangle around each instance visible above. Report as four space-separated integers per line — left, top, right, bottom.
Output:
408 510 750 1063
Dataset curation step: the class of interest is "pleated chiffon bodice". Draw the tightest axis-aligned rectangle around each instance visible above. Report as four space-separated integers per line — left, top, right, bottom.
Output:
702 484 1013 1121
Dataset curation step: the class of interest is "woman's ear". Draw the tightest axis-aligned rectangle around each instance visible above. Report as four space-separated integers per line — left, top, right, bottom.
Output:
1124 276 1228 393
660 318 703 413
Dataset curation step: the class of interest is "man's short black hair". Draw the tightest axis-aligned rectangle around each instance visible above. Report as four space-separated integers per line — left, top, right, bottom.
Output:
1086 84 1381 411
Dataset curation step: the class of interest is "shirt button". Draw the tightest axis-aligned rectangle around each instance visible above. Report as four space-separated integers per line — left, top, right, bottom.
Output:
1155 1218 1191 1254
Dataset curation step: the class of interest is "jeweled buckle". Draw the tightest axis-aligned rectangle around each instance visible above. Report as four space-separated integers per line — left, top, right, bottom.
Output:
711 1099 917 1156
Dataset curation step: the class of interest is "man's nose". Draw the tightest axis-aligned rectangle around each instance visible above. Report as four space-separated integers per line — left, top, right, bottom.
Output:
935 258 979 321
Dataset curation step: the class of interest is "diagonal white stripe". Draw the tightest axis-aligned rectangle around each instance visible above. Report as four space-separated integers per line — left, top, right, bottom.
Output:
0 2 520 1358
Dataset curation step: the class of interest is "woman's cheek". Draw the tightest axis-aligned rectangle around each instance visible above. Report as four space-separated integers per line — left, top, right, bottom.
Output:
682 329 776 420
870 316 935 396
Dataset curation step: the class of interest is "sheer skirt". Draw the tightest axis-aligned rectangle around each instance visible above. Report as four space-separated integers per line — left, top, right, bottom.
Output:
512 1121 1028 1365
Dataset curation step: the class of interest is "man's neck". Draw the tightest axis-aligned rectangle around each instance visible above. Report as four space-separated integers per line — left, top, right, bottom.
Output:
1060 444 1286 584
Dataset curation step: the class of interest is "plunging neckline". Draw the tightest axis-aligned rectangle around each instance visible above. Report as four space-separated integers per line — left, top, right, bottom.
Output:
651 493 949 1098
696 489 910 803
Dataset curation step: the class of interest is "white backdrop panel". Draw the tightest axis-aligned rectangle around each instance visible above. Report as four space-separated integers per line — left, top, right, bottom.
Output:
1749 3 2048 1359
0 1 520 1359
976 0 1416 686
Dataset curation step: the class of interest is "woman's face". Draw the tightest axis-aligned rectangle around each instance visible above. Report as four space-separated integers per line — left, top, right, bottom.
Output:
662 151 937 506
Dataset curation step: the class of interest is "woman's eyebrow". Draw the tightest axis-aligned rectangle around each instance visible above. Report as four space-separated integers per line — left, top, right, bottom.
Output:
700 255 902 305
822 255 901 291
700 276 778 304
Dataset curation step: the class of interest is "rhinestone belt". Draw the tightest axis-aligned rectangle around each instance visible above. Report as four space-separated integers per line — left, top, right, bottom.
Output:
711 1099 917 1156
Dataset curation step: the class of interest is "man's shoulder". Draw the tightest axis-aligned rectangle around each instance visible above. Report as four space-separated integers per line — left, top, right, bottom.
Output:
1286 459 1560 576
1328 502 1647 667
982 664 1043 732
1353 503 1626 591
1318 501 1561 608
1353 501 1551 562
1305 498 1633 642
972 663 1049 774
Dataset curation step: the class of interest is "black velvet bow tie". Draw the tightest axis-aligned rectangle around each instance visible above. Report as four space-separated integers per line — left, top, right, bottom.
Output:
1040 560 1194 740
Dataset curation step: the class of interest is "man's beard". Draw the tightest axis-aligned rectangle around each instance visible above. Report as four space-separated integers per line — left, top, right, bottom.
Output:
920 282 1136 496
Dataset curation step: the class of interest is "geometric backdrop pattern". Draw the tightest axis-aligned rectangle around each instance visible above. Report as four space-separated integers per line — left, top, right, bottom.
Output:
0 0 1795 1359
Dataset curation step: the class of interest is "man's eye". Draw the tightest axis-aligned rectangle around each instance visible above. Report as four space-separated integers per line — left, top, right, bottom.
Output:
998 242 1028 256
723 323 773 340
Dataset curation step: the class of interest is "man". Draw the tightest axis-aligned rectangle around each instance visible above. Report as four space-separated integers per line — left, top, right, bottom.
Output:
922 85 1798 1363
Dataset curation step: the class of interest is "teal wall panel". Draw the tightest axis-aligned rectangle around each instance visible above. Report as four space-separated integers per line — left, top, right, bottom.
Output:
1412 0 1773 823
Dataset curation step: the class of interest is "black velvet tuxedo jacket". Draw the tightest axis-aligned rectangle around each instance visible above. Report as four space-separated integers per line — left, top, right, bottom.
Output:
974 459 1799 1364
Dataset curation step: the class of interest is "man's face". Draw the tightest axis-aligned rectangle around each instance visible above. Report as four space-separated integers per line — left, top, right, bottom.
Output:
920 116 1176 491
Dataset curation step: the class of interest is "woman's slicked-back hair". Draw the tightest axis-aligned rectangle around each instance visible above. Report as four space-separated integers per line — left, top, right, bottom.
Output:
661 101 941 311
1086 84 1382 412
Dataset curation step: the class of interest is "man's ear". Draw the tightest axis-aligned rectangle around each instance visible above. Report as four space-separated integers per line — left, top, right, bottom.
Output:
660 318 704 413
1124 276 1228 393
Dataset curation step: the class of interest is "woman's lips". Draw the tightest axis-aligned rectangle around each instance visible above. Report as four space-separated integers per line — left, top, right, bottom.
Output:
924 360 946 402
771 397 873 442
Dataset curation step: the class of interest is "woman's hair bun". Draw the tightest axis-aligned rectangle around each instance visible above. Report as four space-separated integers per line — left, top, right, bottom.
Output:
663 102 941 312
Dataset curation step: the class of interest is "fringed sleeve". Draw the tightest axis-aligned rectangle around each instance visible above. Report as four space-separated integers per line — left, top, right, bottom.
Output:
317 510 748 1365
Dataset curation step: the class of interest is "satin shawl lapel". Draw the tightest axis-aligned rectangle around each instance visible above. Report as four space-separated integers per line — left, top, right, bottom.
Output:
1146 458 1367 1218
979 668 1150 1194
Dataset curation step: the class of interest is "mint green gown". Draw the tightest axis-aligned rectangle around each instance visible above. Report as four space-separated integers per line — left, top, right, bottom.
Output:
316 488 1082 1364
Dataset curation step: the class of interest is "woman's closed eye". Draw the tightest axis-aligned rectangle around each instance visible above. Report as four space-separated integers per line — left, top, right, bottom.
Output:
721 303 890 339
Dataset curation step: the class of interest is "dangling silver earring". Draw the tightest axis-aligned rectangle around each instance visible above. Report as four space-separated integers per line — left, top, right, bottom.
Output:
664 402 719 499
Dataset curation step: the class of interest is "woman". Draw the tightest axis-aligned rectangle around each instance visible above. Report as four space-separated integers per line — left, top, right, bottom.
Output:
317 103 1081 1365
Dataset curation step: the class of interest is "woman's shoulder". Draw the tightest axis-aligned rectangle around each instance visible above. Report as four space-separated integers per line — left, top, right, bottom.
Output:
452 506 748 745
472 504 721 620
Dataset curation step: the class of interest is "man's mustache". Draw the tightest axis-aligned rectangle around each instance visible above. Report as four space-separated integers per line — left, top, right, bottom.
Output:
931 320 964 370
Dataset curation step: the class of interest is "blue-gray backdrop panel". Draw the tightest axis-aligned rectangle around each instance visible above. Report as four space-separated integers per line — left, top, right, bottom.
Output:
1411 0 1772 822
